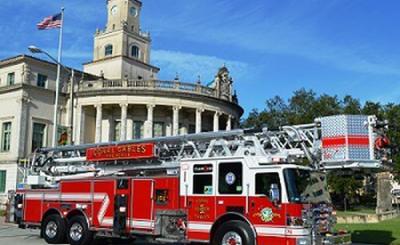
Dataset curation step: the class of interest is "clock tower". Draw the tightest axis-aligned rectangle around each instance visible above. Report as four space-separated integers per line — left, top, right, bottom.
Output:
84 0 159 80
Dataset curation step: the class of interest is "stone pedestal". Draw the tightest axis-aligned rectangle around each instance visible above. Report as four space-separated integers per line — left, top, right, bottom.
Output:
376 171 393 214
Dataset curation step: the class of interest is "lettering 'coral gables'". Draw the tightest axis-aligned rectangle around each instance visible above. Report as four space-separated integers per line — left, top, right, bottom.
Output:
86 143 154 161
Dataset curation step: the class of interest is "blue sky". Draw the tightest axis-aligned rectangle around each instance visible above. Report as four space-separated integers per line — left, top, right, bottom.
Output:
1 0 400 116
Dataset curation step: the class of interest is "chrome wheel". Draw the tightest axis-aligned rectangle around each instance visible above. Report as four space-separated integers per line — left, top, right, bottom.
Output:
45 221 58 239
69 222 83 242
222 231 242 245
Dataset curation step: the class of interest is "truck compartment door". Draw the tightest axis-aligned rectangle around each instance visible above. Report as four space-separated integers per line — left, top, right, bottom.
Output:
131 179 154 230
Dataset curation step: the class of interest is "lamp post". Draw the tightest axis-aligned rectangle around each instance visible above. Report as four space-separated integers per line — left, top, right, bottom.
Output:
28 45 63 147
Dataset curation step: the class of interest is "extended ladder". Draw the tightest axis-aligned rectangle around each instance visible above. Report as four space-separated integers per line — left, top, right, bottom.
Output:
26 115 389 185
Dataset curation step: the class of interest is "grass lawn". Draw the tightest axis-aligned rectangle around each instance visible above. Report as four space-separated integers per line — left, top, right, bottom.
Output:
336 217 400 245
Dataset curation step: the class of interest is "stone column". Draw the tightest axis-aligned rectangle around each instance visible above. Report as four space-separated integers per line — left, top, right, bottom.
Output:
173 106 181 136
213 111 220 132
226 115 232 131
120 103 128 141
127 118 133 140
95 104 102 143
75 105 85 145
195 108 203 134
145 104 155 138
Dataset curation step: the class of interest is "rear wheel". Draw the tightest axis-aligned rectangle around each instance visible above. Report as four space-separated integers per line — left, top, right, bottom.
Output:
212 220 255 245
41 214 66 244
67 216 93 245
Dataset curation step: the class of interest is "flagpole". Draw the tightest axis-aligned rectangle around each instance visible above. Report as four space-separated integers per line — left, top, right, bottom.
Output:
52 7 64 147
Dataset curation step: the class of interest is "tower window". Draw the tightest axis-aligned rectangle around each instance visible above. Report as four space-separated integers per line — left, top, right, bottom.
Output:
105 44 113 56
131 45 140 58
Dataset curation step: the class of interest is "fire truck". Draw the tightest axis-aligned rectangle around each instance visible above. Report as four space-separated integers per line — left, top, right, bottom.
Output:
6 115 389 245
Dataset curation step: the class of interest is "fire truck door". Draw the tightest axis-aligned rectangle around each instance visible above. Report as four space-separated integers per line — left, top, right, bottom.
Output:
131 179 154 230
249 172 286 227
216 162 247 216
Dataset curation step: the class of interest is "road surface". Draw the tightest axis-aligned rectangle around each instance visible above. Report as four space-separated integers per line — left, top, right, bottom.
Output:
0 218 375 245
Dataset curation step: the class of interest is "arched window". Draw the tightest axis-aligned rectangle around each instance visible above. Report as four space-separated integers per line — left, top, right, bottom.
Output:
131 45 140 58
105 44 113 56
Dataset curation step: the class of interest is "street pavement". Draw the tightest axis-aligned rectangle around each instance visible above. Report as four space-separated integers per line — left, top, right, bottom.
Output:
0 218 376 245
0 217 146 245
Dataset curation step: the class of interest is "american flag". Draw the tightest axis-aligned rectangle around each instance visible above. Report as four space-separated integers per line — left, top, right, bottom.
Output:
37 13 62 30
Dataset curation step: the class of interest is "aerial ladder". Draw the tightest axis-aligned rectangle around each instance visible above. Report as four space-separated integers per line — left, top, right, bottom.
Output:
25 114 390 187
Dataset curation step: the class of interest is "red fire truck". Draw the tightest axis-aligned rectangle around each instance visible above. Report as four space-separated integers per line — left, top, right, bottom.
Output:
6 115 389 245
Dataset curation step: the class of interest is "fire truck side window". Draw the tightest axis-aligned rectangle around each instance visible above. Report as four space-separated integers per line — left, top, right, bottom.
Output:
218 162 243 194
193 175 213 194
255 173 281 198
193 164 213 195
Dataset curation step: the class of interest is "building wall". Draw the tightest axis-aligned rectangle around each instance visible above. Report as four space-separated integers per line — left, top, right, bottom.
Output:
0 63 24 86
0 163 17 208
0 89 23 204
84 57 123 79
0 58 70 205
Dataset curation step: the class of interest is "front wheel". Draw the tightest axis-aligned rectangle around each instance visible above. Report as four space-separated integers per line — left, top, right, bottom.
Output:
41 214 66 244
67 216 93 245
212 220 255 245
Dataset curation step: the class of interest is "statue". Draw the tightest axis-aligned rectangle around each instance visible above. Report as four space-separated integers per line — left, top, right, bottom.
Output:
211 66 233 100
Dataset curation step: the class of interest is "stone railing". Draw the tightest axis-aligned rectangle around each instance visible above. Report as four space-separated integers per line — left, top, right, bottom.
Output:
78 79 237 103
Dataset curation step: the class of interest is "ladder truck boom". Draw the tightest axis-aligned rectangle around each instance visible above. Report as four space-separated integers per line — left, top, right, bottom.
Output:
26 114 389 186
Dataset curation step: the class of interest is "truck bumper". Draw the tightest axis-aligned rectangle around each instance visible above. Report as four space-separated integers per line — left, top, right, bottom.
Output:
296 233 351 245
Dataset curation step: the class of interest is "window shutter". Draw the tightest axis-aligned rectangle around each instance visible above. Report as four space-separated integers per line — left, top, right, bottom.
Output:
0 171 6 193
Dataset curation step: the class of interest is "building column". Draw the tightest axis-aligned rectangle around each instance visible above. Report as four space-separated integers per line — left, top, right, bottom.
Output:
173 106 181 136
127 118 133 140
75 105 85 145
213 111 220 132
195 108 204 134
95 104 102 143
120 103 128 141
145 104 155 138
226 115 232 131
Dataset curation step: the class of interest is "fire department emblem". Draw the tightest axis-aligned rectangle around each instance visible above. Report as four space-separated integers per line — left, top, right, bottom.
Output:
254 208 280 222
225 172 236 185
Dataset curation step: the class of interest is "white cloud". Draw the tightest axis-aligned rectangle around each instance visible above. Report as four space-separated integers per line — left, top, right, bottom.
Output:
152 49 249 84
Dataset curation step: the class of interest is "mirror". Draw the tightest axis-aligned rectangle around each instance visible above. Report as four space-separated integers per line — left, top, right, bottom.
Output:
269 183 280 204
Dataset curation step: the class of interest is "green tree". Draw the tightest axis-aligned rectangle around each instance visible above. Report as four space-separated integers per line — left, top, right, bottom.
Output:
343 95 362 114
328 173 363 210
287 89 317 124
241 90 397 209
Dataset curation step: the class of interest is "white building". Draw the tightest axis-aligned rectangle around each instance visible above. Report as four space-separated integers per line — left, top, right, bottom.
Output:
0 0 243 206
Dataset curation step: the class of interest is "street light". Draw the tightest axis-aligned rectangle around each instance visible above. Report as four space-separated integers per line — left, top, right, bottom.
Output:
28 45 62 147
28 46 59 64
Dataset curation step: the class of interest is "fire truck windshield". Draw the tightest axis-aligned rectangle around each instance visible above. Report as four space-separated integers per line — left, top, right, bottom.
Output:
283 168 331 204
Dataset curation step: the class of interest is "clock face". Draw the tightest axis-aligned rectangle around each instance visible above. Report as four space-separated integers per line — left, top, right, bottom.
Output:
130 6 138 17
111 6 118 16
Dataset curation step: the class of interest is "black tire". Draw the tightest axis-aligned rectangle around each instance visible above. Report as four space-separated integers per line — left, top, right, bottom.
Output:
67 215 94 245
212 220 255 245
41 214 67 244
